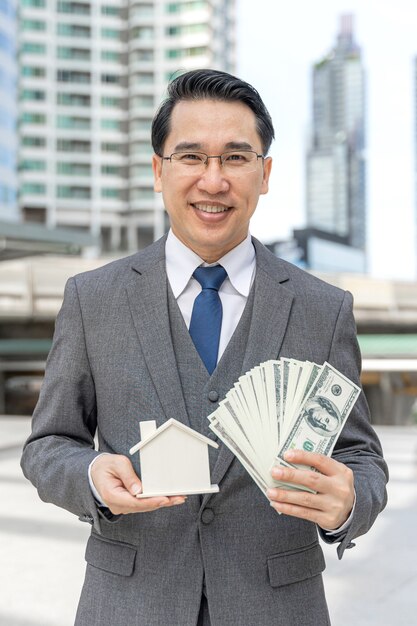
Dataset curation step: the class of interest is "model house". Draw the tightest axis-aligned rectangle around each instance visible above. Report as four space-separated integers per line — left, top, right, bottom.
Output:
129 418 219 497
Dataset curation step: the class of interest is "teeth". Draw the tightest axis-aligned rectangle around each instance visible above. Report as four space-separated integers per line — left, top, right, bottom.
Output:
193 203 229 213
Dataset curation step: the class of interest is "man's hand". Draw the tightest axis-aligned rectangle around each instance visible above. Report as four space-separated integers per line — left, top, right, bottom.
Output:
90 454 186 515
267 449 354 530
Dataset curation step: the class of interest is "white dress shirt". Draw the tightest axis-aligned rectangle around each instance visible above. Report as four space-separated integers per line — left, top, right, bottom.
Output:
165 229 255 361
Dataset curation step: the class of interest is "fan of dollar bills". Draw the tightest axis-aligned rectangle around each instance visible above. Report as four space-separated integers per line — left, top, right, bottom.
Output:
207 359 360 497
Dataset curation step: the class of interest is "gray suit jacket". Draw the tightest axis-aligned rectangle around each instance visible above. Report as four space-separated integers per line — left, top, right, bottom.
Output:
21 237 388 626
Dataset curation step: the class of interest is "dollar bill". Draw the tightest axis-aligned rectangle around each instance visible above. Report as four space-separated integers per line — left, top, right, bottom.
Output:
206 358 360 498
274 362 361 471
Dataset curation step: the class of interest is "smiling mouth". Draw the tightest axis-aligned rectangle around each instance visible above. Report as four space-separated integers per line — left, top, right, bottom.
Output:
192 203 231 213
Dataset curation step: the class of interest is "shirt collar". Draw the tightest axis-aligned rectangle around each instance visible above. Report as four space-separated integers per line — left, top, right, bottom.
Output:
165 230 255 298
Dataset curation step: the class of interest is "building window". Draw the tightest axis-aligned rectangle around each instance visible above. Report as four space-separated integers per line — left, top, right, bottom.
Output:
57 139 91 152
131 164 153 178
101 165 124 176
131 118 152 131
101 118 122 130
132 72 154 85
57 69 91 83
21 112 46 125
57 2 91 15
131 3 153 17
101 187 123 199
101 50 122 62
57 46 90 61
130 188 155 200
22 136 46 147
101 141 124 153
101 96 124 108
101 28 123 40
23 206 47 223
131 94 154 108
19 159 46 171
101 73 122 84
166 1 208 12
20 89 45 101
21 42 46 55
57 92 91 107
21 19 46 31
57 115 90 130
166 23 208 36
57 23 91 38
21 0 46 7
101 5 122 16
187 45 208 57
21 182 46 194
57 185 91 199
21 66 46 77
131 26 153 40
57 162 91 176
166 49 182 59
131 141 153 155
131 49 154 62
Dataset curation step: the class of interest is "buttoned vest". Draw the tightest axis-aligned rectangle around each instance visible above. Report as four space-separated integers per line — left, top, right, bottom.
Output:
167 283 256 462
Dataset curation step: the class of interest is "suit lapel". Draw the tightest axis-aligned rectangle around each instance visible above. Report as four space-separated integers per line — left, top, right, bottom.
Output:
207 239 295 493
125 239 190 428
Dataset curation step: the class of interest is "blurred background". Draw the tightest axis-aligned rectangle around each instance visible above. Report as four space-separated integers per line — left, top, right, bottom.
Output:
1 0 417 425
0 1 416 624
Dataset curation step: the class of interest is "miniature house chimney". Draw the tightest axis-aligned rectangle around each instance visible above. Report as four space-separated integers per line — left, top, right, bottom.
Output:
140 420 157 441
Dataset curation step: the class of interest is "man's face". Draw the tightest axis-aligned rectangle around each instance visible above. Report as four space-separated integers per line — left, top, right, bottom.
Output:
308 407 339 433
152 99 272 262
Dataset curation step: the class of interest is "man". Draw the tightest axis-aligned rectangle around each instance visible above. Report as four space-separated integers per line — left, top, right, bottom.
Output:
21 69 388 626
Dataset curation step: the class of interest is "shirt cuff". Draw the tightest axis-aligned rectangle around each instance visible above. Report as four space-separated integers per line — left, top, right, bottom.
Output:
88 453 111 506
320 489 356 536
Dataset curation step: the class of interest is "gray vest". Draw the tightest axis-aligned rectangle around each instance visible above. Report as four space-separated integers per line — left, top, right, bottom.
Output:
167 284 256 458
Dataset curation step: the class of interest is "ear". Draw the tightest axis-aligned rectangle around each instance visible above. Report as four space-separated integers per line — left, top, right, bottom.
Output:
260 156 272 195
152 154 163 193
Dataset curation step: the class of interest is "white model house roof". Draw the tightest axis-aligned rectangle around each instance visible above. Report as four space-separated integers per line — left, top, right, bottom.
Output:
129 418 219 455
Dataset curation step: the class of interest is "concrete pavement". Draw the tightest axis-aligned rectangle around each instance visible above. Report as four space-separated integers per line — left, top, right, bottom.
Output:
1 417 416 626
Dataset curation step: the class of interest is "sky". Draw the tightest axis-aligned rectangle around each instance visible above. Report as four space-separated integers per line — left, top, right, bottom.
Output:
236 0 417 280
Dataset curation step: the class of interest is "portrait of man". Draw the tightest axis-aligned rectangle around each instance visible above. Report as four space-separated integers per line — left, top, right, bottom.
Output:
21 69 388 626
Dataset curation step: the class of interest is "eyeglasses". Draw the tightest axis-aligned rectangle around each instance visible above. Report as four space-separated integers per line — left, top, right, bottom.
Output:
161 150 265 176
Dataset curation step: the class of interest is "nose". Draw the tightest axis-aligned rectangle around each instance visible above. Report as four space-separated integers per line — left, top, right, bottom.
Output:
196 158 230 194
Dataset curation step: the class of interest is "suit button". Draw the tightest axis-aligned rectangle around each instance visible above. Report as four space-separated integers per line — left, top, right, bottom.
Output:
208 391 219 402
201 508 215 524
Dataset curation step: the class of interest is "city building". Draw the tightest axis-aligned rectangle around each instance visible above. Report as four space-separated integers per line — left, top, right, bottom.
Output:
306 14 366 254
0 0 18 221
415 56 417 265
267 227 366 274
17 0 236 253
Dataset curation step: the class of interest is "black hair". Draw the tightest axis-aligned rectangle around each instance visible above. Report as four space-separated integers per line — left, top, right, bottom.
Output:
151 69 275 156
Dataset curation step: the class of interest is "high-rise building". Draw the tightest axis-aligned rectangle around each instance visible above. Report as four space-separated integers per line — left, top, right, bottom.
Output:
17 0 235 253
0 0 17 221
414 56 417 256
306 14 366 251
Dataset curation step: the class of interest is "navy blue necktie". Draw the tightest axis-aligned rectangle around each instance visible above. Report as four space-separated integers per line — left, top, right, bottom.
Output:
189 265 228 375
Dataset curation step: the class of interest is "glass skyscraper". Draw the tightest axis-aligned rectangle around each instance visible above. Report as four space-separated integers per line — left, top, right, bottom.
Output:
0 0 17 221
306 14 366 251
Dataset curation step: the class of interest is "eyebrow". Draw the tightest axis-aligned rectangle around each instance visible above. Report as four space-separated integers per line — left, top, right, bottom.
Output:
173 142 202 151
224 141 254 151
173 141 255 152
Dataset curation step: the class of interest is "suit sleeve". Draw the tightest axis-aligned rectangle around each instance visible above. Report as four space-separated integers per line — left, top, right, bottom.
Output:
21 277 104 532
321 290 388 559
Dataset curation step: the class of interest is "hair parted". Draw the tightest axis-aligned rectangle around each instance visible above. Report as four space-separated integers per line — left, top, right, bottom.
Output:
151 69 275 156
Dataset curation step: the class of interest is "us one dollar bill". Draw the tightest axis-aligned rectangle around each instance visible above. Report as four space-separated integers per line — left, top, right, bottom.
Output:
207 358 361 499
